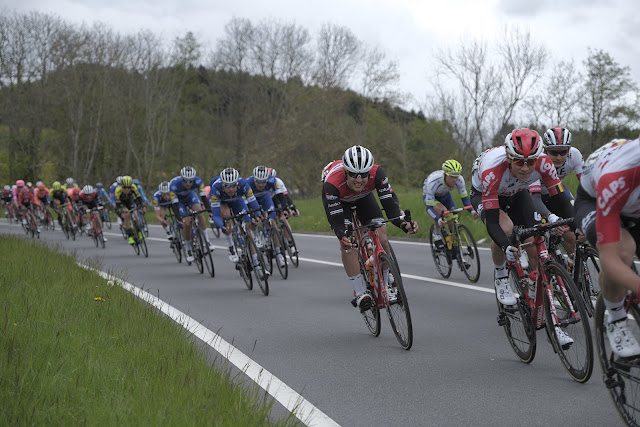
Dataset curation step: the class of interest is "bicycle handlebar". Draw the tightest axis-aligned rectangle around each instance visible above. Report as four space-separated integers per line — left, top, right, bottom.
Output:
512 217 575 242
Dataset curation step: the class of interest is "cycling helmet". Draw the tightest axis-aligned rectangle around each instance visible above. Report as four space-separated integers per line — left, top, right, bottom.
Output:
4 185 10 191
52 181 62 191
158 181 170 193
121 176 133 187
16 179 24 187
543 127 572 148
253 165 269 182
35 181 43 188
26 182 33 188
66 177 74 186
180 166 196 181
72 187 80 195
271 168 277 177
442 159 463 176
133 178 140 185
82 185 94 194
38 184 46 191
342 145 374 173
220 168 240 186
116 176 123 185
96 182 103 188
505 128 543 159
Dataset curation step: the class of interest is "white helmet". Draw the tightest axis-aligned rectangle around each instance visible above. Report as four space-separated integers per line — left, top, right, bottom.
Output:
35 181 43 188
116 176 123 185
82 185 94 194
220 168 239 186
543 127 572 148
66 177 74 186
180 166 196 181
253 165 269 182
504 128 544 159
4 185 10 191
342 145 374 173
158 181 170 193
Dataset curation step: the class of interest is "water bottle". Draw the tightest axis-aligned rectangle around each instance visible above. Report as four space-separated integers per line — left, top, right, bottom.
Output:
519 250 529 269
442 228 452 251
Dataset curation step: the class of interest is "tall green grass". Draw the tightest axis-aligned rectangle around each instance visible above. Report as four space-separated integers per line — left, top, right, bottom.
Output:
0 235 298 426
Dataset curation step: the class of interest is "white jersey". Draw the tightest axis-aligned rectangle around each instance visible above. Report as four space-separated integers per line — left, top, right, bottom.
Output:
270 177 287 196
538 146 584 195
422 170 468 206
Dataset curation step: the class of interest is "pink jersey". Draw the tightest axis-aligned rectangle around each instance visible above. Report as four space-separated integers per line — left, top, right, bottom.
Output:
580 138 640 244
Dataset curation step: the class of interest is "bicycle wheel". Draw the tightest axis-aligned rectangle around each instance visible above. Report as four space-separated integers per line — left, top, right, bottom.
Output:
61 214 70 239
429 225 452 278
577 246 600 317
595 294 640 426
271 228 288 280
198 229 215 277
388 242 401 275
281 222 298 267
378 252 412 349
170 223 182 263
139 233 148 257
359 258 381 337
192 229 204 273
103 210 112 230
233 232 252 290
246 235 269 296
499 265 536 364
544 260 593 383
456 224 480 282
140 210 149 237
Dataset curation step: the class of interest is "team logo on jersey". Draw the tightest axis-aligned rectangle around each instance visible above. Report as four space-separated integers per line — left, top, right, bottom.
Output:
482 171 495 195
210 195 219 203
153 200 159 207
539 158 558 178
325 193 338 200
598 177 627 216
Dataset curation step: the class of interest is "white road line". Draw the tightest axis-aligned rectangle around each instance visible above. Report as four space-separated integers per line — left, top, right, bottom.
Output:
79 263 340 427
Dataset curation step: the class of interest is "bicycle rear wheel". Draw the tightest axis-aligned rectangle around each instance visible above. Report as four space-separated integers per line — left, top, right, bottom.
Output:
379 252 412 350
456 224 480 282
429 225 452 278
577 245 600 317
233 232 252 290
272 228 288 280
281 222 298 267
595 294 640 426
499 266 536 364
193 232 204 273
140 210 149 237
544 260 593 383
247 235 269 296
197 229 215 277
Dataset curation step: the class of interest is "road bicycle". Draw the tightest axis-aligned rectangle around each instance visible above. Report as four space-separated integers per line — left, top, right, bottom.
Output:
3 201 16 223
548 230 600 317
22 206 40 239
255 213 288 280
183 209 215 277
164 211 183 263
124 205 148 257
87 206 106 248
275 207 299 267
137 205 149 237
57 203 75 240
595 291 640 427
497 218 593 383
346 206 413 350
429 207 480 282
99 203 112 230
36 203 54 231
225 208 269 295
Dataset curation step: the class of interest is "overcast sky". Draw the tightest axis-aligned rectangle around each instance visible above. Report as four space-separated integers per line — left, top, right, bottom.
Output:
4 0 640 110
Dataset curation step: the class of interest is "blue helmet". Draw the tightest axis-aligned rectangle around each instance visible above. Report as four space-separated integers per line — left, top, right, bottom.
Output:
96 182 103 188
133 178 140 185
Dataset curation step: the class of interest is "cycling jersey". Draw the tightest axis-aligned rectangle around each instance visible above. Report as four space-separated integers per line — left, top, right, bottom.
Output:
422 170 472 219
114 185 142 209
1 189 13 202
50 190 69 205
109 182 118 205
579 138 640 245
209 177 260 229
322 160 402 239
152 190 173 210
78 190 100 210
33 187 50 206
136 184 149 204
17 189 34 205
246 176 278 220
168 175 208 218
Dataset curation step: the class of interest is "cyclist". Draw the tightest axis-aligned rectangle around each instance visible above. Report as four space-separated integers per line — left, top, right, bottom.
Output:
153 181 178 241
115 175 145 245
423 159 479 253
95 182 110 205
17 185 37 230
50 181 71 228
321 145 418 312
110 176 123 225
469 128 574 329
133 178 150 206
78 185 106 241
68 187 84 229
62 177 77 192
209 168 262 267
168 166 215 262
248 165 286 268
574 138 640 357
2 185 13 219
33 183 52 227
269 168 299 218
11 179 26 214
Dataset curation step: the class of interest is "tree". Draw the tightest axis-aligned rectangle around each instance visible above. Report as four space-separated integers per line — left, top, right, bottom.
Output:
312 23 361 89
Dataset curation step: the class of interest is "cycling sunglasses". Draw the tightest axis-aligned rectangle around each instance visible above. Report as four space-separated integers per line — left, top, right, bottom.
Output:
346 171 369 179
182 178 194 184
545 148 569 156
510 157 538 167
254 178 268 184
223 182 238 188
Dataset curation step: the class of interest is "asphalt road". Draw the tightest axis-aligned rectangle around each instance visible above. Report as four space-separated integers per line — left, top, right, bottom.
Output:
1 221 623 426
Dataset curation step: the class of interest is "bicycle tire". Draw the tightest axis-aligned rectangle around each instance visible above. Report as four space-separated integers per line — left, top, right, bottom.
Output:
259 223 274 276
246 234 269 296
281 222 298 267
61 214 70 239
192 227 204 274
577 245 600 317
429 224 452 278
595 294 640 426
388 242 401 275
500 265 536 363
233 230 252 290
170 222 182 263
378 253 412 349
359 258 381 337
271 227 288 280
198 228 215 277
456 224 481 282
544 260 593 383
140 209 149 237
103 210 112 230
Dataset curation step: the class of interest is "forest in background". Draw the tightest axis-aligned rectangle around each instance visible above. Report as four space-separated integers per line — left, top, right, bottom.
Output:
1 11 638 196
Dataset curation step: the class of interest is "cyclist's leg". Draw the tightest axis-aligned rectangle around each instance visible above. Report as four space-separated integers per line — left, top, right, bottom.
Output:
507 191 540 272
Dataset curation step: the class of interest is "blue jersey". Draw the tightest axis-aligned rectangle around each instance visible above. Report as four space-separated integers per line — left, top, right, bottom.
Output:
209 177 260 228
246 176 277 219
169 176 206 202
136 184 149 204
96 188 109 203
152 190 173 210
109 182 118 205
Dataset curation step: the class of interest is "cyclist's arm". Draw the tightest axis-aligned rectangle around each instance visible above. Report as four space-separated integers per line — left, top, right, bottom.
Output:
484 208 511 251
374 166 405 231
322 182 347 239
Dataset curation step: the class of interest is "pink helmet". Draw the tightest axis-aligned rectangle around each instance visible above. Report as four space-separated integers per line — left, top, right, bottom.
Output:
16 179 25 187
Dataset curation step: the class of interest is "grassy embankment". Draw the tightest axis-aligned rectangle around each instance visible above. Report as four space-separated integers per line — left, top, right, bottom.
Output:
0 235 298 426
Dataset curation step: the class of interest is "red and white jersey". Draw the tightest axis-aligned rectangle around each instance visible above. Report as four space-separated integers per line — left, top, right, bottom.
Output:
79 189 97 202
471 146 562 210
538 146 584 195
324 160 382 203
579 138 640 244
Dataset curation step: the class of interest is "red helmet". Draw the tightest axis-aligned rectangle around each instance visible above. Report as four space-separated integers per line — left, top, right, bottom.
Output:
543 127 572 148
38 184 46 191
505 128 543 159
72 187 81 195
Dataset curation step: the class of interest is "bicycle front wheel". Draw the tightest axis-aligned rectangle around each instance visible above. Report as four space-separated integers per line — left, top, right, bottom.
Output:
544 260 593 383
379 252 412 350
103 210 112 230
429 225 452 278
198 229 215 277
272 228 288 280
595 294 640 426
233 232 252 290
499 266 536 363
246 235 269 296
281 222 298 267
578 245 600 317
359 258 381 337
456 224 480 282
